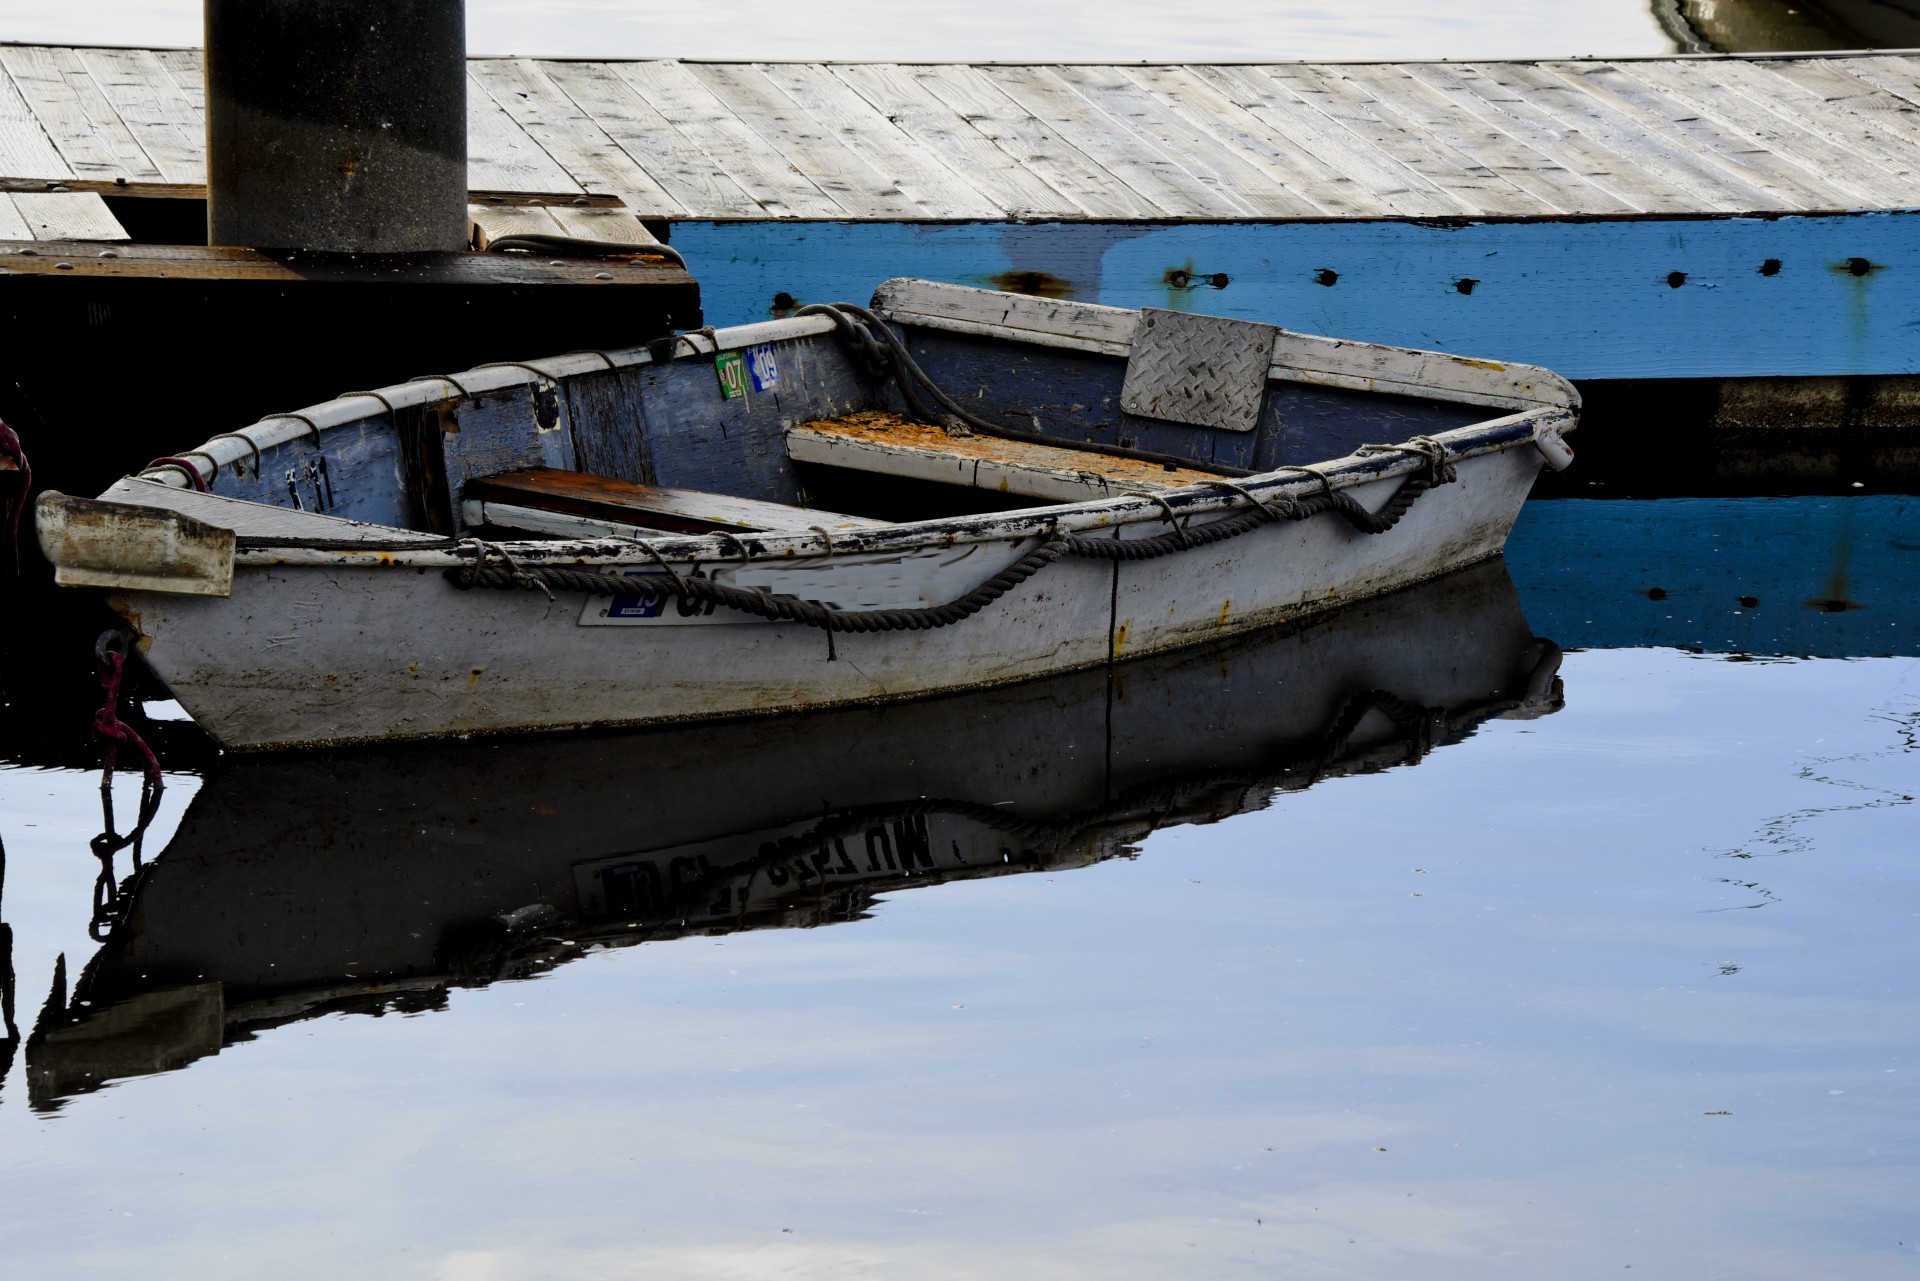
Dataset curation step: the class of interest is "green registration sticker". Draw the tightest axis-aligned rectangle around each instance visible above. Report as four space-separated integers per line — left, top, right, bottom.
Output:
715 350 748 400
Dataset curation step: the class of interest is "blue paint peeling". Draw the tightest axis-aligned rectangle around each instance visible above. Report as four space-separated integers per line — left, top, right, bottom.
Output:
673 211 1920 380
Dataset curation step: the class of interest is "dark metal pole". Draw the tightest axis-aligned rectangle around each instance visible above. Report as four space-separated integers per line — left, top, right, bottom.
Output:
204 0 468 252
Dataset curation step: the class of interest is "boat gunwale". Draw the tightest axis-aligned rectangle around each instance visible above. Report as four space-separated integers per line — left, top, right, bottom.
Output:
100 289 1577 571
225 407 1569 570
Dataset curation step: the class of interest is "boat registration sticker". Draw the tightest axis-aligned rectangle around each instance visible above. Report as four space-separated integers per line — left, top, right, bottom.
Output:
747 344 780 392
714 350 749 400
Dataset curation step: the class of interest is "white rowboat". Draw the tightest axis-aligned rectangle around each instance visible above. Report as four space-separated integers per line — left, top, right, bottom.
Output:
36 279 1577 750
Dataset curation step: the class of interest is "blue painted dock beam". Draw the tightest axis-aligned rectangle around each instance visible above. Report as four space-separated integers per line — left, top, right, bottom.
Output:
676 211 1920 488
677 211 1919 382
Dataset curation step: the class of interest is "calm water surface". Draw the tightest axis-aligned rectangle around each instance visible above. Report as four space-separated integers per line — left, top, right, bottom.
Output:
0 496 1916 1279
2 4 1916 1276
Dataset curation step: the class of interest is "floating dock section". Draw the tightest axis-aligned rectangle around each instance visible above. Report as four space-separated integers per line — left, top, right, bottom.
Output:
2 45 1916 476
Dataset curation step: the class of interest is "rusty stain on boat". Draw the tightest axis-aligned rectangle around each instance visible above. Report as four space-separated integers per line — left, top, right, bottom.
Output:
990 269 1073 298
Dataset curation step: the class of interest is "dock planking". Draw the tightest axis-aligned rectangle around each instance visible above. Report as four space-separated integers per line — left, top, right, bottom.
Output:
0 44 1915 378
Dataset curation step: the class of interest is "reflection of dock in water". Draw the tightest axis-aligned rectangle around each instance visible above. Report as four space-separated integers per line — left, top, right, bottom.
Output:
14 561 1559 1110
1656 0 1920 52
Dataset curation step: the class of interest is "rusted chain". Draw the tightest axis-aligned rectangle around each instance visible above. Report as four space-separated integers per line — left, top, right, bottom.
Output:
144 456 208 492
451 536 1066 632
88 631 165 941
0 417 30 573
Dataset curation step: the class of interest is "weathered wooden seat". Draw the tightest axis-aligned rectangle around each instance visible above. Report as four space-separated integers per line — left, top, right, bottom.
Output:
785 411 1226 503
462 468 889 538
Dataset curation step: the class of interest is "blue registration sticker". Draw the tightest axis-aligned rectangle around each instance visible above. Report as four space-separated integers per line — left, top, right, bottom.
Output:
747 344 780 392
608 572 669 619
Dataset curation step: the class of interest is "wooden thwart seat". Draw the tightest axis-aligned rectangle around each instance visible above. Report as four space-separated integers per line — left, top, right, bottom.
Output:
463 468 889 538
785 411 1226 503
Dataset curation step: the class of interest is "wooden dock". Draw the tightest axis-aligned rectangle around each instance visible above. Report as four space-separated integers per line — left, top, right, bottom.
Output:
1 45 1916 383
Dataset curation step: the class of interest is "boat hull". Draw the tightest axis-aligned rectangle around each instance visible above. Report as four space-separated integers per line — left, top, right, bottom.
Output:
115 444 1541 750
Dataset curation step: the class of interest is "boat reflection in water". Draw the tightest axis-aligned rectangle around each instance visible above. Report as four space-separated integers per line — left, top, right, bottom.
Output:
18 560 1561 1110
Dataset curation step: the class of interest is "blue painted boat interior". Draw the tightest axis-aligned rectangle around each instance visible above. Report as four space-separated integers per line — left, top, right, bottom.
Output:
190 320 1506 532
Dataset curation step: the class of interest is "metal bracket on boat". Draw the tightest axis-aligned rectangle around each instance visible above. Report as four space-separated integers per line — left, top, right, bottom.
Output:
1532 422 1575 471
1120 309 1279 434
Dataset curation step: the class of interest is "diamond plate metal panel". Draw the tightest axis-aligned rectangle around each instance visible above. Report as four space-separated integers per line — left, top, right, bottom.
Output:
1119 308 1279 433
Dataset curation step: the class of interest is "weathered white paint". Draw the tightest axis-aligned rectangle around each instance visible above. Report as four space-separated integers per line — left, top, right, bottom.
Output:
96 416 1552 749
36 489 235 596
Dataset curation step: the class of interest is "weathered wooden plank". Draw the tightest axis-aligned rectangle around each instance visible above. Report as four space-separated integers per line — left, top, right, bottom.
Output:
1342 64 1636 215
0 240 690 283
545 204 661 245
829 63 1079 218
0 193 35 239
973 65 1252 218
464 467 889 533
469 59 683 216
1831 54 1920 110
756 63 1004 219
0 56 73 180
468 202 565 249
1261 65 1545 216
1467 61 1783 212
1622 61 1913 207
905 64 1162 219
1536 61 1860 210
615 60 846 218
1188 65 1464 217
150 48 204 116
874 276 1133 346
101 477 443 544
1397 62 1663 213
687 63 959 219
0 49 1917 227
538 61 761 217
0 45 161 180
465 79 582 195
75 47 205 184
786 412 1218 502
11 190 129 240
1117 65 1386 217
1049 65 1321 218
1748 58 1920 184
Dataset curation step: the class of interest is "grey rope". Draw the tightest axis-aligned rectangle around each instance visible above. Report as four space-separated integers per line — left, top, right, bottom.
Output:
260 412 324 449
177 449 220 480
469 361 559 388
205 433 262 478
1355 436 1458 487
629 538 688 590
339 389 400 418
459 538 555 602
411 373 477 401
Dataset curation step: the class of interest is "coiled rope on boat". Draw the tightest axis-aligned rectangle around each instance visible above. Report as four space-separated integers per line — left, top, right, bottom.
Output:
446 437 1455 633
